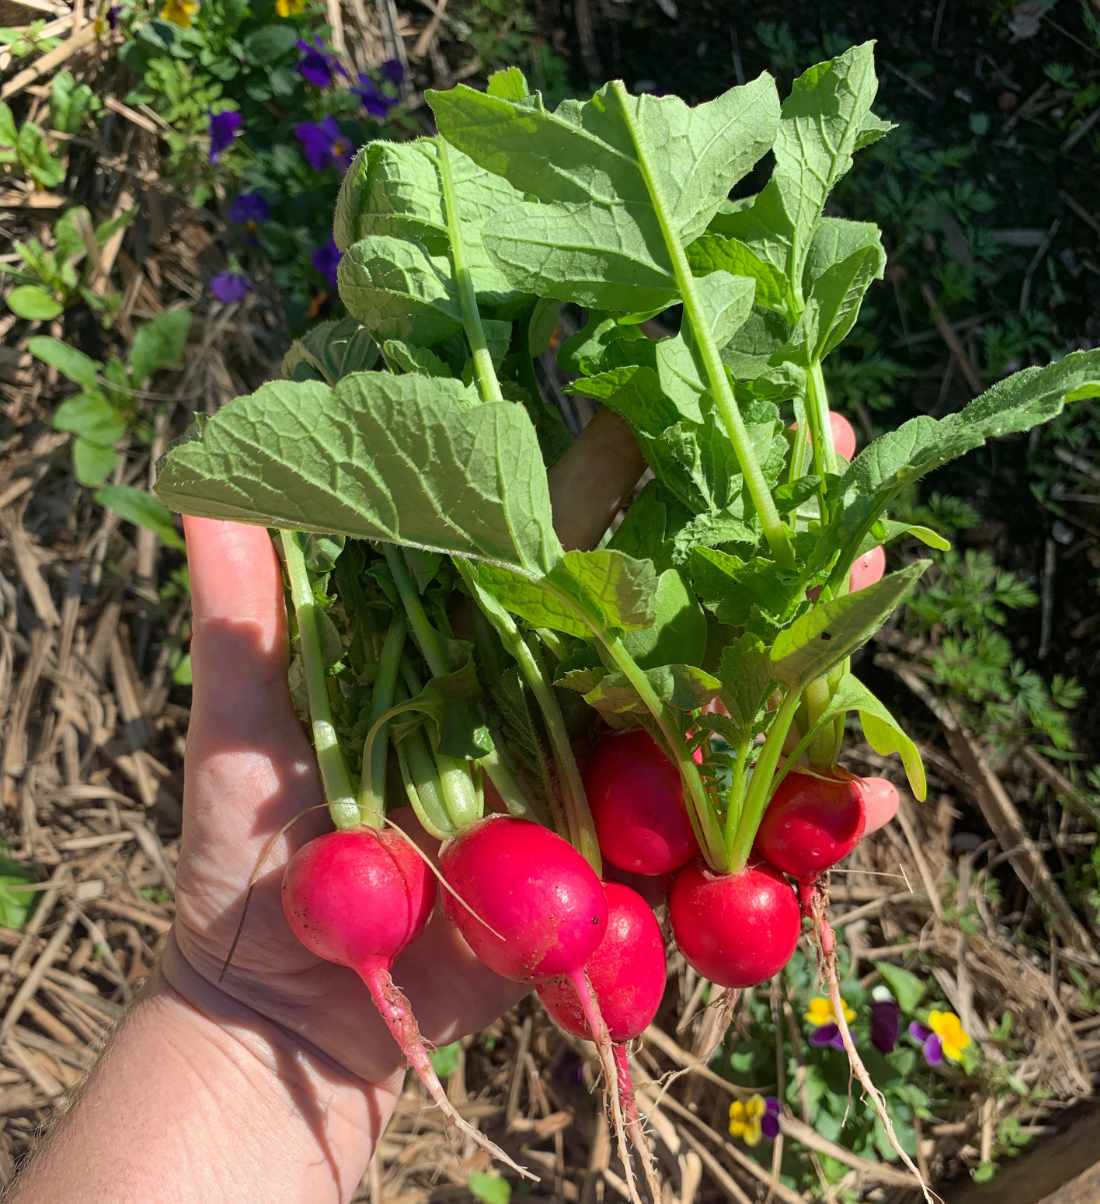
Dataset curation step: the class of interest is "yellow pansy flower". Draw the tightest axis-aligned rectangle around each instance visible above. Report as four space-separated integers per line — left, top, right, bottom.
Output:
276 0 308 15
728 1094 766 1146
160 0 198 27
804 995 855 1027
928 1010 971 1062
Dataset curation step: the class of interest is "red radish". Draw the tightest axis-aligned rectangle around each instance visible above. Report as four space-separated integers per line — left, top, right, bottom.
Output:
669 860 800 988
441 817 643 1199
282 828 528 1175
537 882 666 1202
440 815 608 981
537 883 666 1042
755 771 866 883
788 410 857 460
858 775 901 834
584 729 699 876
850 544 886 592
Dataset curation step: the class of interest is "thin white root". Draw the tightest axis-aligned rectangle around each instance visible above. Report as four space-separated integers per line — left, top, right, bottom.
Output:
615 1042 663 1204
569 970 641 1204
814 895 939 1204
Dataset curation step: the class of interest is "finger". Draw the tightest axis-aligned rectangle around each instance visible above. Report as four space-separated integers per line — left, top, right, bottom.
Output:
860 777 901 835
184 516 297 734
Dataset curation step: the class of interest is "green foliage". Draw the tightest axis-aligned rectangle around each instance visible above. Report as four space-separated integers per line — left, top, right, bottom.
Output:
0 852 37 931
468 1171 511 1204
31 308 191 489
2 205 133 323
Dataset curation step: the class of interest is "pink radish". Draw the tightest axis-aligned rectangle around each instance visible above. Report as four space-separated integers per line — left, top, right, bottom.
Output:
788 410 858 460
537 882 666 1042
441 816 644 1199
538 882 666 1201
583 729 699 876
755 771 866 885
282 828 528 1176
850 544 886 592
669 860 800 988
858 775 901 834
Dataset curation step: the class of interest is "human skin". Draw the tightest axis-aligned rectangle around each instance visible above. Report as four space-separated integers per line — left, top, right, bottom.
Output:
6 517 524 1204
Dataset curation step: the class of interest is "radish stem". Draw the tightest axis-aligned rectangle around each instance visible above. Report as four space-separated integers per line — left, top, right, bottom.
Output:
357 616 406 827
279 530 358 829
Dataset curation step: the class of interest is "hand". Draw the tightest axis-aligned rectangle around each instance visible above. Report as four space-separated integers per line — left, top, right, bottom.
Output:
169 516 526 1085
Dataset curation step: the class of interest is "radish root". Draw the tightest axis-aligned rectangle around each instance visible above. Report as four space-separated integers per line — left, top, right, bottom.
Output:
613 1041 663 1203
810 888 939 1204
359 959 535 1182
567 969 641 1204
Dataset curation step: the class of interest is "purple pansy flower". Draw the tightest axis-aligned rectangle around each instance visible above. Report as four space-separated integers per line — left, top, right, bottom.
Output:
311 237 342 288
229 192 270 225
761 1097 781 1141
909 1021 944 1066
352 73 399 119
296 37 345 88
871 1000 902 1054
208 110 242 163
210 271 253 304
809 1023 846 1051
380 57 404 85
107 5 120 29
294 116 354 172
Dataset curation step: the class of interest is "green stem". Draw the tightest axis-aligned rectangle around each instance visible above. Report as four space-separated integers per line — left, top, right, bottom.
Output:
382 544 451 677
804 359 836 523
395 733 454 841
609 81 794 570
456 559 601 872
477 745 549 825
438 136 503 404
279 530 359 830
728 689 803 873
602 634 727 870
399 658 480 833
722 738 751 864
356 617 407 827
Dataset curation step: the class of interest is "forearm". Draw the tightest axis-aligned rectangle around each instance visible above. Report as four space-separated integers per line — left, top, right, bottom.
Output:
6 938 401 1204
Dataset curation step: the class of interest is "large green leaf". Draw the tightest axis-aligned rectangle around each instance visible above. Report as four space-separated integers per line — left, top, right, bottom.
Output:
155 372 562 575
429 73 779 312
769 562 928 688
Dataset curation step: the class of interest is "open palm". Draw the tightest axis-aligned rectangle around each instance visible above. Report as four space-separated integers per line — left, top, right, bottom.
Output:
171 516 525 1085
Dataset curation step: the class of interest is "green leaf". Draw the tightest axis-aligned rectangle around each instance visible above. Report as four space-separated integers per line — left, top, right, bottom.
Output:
718 634 773 737
16 120 65 189
53 393 126 443
845 350 1100 500
380 338 452 378
73 438 117 486
794 235 886 363
93 485 185 550
333 138 526 312
769 562 929 689
475 548 657 637
0 856 37 930
621 568 707 669
282 318 380 384
877 963 927 1013
578 663 722 718
155 373 562 575
686 233 789 314
338 235 463 347
487 66 529 101
50 69 98 134
798 672 926 799
27 336 99 387
129 308 191 386
243 25 299 63
429 73 779 311
7 284 63 319
468 1172 511 1204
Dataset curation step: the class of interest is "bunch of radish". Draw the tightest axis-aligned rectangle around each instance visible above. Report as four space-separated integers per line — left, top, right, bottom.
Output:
157 45 1100 1202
